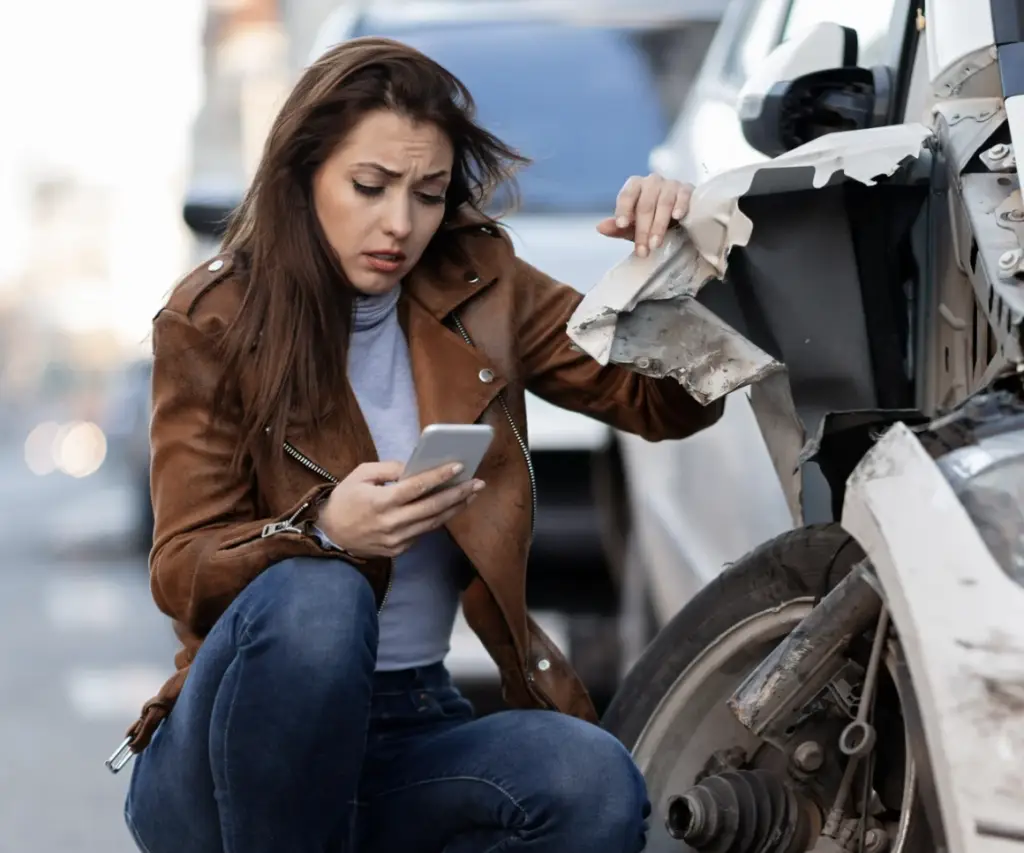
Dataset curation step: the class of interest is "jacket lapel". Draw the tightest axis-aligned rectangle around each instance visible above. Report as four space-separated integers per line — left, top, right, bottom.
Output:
402 294 505 430
402 253 533 654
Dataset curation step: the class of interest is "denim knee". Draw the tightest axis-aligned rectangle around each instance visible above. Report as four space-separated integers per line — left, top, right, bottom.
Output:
237 556 378 674
528 715 649 850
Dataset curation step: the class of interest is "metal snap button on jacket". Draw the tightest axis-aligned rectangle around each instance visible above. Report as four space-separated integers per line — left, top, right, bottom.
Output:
536 658 551 672
478 368 495 383
208 259 224 272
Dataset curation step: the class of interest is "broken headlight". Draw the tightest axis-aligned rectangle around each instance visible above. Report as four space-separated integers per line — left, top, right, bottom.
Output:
936 432 1024 585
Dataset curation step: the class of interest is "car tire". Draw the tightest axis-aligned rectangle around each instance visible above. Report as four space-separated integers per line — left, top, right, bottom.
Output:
601 523 862 747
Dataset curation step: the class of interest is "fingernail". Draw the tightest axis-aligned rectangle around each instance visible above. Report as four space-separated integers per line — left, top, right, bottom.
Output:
672 208 684 220
451 463 464 475
650 234 661 249
616 216 629 228
636 245 648 258
472 480 486 492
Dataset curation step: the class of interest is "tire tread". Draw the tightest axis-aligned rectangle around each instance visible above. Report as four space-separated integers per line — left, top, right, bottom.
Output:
603 523 863 748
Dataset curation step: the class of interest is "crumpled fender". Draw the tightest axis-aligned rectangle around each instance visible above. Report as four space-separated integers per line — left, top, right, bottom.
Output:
566 122 934 525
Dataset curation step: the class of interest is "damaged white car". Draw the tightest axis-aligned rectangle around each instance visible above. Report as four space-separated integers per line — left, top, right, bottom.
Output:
589 0 1024 851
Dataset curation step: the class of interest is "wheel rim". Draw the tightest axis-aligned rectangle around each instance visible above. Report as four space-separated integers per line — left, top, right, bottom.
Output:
631 599 922 853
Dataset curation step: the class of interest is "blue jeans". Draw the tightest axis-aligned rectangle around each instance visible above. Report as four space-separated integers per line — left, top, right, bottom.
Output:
124 557 649 853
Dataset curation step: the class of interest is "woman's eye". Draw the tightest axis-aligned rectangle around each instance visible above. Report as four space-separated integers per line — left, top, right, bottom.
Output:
417 192 446 206
352 181 384 197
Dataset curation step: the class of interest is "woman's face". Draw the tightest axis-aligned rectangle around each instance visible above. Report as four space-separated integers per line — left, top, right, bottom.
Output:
313 109 454 295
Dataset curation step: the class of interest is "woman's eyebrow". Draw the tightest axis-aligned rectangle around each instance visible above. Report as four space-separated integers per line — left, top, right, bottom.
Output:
353 162 449 181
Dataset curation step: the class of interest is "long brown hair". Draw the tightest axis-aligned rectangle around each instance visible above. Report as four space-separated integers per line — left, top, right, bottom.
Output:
218 36 527 470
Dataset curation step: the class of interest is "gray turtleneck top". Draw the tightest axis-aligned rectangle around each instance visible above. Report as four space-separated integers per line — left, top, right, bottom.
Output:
331 286 462 671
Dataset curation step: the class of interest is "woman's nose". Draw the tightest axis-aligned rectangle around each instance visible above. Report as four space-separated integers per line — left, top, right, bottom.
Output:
383 199 413 239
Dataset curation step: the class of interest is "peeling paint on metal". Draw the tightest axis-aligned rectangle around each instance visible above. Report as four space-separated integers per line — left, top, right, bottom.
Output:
607 298 781 405
565 125 932 536
566 123 933 403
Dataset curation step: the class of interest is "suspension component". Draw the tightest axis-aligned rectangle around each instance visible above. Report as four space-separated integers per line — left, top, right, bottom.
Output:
728 561 882 748
666 769 817 853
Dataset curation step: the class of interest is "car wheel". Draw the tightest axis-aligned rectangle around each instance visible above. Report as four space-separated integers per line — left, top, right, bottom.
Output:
603 524 933 853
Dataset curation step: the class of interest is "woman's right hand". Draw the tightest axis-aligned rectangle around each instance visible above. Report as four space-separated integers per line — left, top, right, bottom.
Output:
315 461 484 558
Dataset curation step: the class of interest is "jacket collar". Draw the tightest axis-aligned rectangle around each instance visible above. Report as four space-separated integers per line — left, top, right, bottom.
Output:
403 210 509 321
284 229 509 487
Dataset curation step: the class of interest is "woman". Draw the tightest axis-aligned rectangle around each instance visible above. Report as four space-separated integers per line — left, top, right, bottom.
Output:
121 36 723 853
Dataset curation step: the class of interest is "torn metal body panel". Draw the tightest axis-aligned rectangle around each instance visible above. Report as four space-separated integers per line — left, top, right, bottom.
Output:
567 122 934 389
570 39 1024 529
567 123 934 525
603 294 780 405
843 415 1024 852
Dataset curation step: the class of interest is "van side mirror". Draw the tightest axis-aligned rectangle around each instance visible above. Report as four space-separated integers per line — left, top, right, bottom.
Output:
182 191 240 239
737 22 894 157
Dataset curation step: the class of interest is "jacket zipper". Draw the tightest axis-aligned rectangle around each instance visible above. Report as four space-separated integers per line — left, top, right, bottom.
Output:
450 312 555 710
450 313 537 537
271 439 393 614
283 441 336 483
259 501 312 538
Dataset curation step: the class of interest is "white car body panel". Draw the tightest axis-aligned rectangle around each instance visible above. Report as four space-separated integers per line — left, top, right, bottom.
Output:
841 423 1024 853
617 393 792 626
925 0 995 94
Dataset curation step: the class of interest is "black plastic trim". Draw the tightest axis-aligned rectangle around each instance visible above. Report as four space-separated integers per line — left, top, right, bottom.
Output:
842 26 859 66
891 0 921 122
182 196 240 239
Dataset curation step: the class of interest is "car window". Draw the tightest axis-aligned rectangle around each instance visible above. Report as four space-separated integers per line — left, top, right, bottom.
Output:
781 0 899 66
349 19 668 214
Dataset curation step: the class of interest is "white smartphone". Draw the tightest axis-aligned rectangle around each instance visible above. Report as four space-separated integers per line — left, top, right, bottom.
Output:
400 423 495 488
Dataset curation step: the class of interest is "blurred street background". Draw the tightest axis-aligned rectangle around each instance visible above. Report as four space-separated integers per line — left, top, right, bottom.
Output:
0 0 892 847
0 3 205 849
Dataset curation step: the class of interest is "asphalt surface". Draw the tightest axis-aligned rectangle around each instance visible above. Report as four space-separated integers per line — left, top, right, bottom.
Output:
0 435 530 851
0 440 171 851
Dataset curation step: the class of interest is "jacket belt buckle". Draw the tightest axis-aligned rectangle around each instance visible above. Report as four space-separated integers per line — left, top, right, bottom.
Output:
105 736 135 774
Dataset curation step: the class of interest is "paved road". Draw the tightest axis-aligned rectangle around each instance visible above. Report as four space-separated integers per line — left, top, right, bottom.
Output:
0 436 563 851
0 443 173 851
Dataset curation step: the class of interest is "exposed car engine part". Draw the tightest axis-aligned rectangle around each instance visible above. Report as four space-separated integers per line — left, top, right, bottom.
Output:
603 525 931 853
666 769 816 853
727 561 882 749
837 608 890 760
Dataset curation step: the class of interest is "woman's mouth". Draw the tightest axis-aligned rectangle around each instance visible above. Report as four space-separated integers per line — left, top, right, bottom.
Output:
363 252 405 273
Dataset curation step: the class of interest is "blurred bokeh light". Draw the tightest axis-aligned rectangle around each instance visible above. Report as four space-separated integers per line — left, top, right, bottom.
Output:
24 419 107 478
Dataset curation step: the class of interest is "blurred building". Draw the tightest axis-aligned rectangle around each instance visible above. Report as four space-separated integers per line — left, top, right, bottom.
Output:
184 0 722 214
189 0 290 201
0 177 119 423
0 1 204 436
280 0 346 73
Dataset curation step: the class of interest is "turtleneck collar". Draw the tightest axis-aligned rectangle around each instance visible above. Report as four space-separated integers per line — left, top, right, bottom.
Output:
352 285 400 332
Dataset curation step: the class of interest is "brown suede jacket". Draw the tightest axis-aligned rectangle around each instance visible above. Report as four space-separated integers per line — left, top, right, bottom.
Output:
124 221 724 753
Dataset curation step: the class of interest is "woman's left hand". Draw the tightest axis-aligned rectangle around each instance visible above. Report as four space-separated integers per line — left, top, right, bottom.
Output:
597 174 694 258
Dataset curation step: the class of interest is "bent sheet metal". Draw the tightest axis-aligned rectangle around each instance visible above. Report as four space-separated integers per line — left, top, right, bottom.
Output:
565 122 934 525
